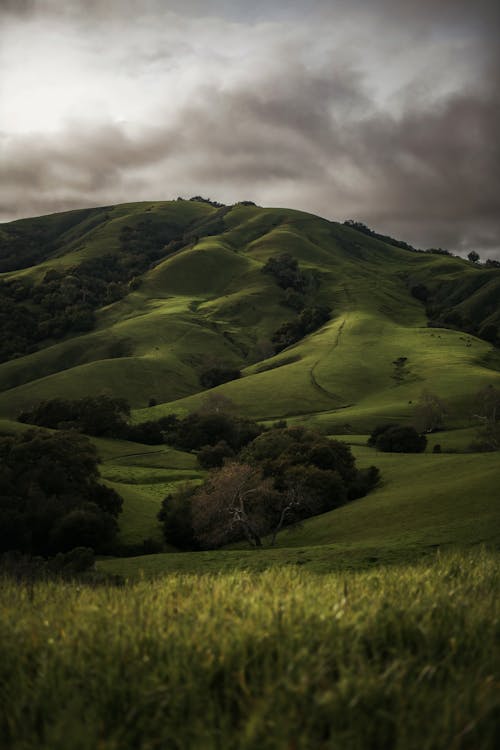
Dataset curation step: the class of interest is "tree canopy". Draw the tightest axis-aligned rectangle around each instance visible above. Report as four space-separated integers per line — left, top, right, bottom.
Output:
0 430 122 555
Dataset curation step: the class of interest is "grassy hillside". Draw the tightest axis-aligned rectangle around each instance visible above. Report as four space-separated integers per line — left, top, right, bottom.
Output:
1 200 499 422
1 199 499 560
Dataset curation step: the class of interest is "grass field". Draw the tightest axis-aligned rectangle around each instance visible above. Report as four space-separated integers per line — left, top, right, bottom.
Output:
1 549 498 750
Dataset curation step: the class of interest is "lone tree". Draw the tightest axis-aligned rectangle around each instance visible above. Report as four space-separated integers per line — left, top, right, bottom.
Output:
190 463 275 548
413 390 447 433
473 384 500 449
467 251 480 263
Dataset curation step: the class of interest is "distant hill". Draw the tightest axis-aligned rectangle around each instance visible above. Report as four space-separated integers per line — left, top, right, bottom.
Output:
1 198 499 559
0 198 499 432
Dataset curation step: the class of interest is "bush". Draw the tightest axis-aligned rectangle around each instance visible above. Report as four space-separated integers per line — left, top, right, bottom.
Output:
158 484 200 550
197 440 235 469
368 424 427 453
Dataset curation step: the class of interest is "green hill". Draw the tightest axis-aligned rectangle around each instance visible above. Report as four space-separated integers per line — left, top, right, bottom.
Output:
1 199 499 560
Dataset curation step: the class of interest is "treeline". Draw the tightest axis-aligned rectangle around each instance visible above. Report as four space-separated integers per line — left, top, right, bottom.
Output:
0 430 122 557
18 395 262 451
159 425 380 550
343 220 417 253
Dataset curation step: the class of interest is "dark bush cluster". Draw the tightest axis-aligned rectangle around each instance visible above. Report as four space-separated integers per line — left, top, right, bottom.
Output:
159 426 380 549
272 305 331 352
19 395 131 438
368 424 427 453
0 430 122 556
18 397 263 454
262 253 309 292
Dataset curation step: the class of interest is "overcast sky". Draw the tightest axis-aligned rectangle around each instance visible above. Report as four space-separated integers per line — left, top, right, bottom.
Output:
1 0 499 257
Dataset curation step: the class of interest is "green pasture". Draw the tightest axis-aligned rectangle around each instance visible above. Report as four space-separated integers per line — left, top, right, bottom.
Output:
2 550 499 749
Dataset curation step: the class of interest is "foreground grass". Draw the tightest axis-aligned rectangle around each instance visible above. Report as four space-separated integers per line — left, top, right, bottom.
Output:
1 549 499 749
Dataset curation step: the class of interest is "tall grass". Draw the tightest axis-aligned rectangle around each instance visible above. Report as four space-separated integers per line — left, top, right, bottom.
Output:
1 549 499 749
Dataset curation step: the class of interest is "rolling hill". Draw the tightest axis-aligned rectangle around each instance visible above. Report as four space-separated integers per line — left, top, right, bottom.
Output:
1 198 499 561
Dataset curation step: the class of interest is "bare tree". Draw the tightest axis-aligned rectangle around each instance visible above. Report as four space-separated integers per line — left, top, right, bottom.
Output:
413 390 448 433
191 463 275 548
473 385 500 448
270 481 307 546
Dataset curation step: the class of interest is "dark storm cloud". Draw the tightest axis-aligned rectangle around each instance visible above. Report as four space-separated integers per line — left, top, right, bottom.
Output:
1 0 499 257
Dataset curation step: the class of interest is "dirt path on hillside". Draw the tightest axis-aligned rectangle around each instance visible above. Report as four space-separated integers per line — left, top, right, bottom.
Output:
309 318 346 401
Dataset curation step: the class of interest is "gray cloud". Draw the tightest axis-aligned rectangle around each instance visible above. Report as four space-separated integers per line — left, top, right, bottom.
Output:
1 1 499 258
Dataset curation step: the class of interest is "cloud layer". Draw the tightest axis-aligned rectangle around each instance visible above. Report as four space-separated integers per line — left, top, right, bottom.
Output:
1 0 499 257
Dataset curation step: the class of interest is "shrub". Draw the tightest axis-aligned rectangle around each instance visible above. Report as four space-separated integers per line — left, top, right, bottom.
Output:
368 424 427 453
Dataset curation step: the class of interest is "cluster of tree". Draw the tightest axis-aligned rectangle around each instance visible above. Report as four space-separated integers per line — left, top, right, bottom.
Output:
261 253 329 352
120 216 190 270
186 196 225 207
159 425 379 549
272 305 331 353
368 424 427 453
18 395 263 452
262 253 310 292
0 430 122 556
19 395 131 438
0 226 54 273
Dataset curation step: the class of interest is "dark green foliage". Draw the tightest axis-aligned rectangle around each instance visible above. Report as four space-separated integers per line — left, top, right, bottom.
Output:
347 465 381 499
200 366 241 389
262 253 308 291
0 430 122 555
19 395 131 438
166 412 262 452
50 509 118 553
468 251 480 263
410 283 429 302
160 427 379 548
163 427 379 550
241 426 357 484
272 305 330 352
158 484 200 550
197 440 235 469
368 424 427 453
282 464 348 513
479 324 498 345
283 287 305 311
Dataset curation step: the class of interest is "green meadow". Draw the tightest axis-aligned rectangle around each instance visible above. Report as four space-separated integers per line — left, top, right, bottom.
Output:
1 549 499 749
